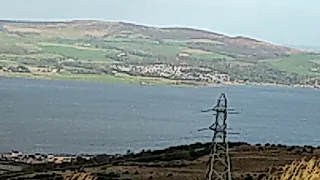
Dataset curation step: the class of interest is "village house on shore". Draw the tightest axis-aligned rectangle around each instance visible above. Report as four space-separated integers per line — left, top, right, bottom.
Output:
0 150 93 165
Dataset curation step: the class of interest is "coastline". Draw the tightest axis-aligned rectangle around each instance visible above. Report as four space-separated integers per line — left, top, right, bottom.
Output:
223 81 320 89
0 141 317 164
0 72 319 90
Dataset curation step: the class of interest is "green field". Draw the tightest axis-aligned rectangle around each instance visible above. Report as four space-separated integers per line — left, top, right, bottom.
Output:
267 54 320 75
36 37 236 62
104 41 185 56
39 45 115 61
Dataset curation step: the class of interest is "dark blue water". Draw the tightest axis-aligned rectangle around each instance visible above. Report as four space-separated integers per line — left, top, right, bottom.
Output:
0 77 319 154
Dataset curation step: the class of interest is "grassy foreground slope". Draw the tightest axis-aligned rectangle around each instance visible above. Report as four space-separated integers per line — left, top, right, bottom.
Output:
0 20 319 86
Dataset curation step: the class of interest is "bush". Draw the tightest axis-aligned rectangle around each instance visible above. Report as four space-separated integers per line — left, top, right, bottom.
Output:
287 146 295 151
258 174 266 180
277 144 284 148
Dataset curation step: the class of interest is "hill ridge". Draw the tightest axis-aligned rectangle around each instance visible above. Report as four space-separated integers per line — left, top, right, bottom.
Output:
0 19 318 87
0 19 297 51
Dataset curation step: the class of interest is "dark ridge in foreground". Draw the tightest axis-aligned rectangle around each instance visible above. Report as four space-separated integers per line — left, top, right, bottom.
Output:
1 142 320 180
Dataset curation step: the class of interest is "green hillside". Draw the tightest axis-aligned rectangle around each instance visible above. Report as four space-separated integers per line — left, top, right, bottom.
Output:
0 20 319 86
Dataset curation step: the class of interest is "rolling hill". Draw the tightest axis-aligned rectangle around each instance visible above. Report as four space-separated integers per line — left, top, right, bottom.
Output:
0 20 319 86
1 20 300 60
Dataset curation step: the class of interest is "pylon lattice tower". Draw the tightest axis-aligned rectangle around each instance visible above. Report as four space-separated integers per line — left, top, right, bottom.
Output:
202 93 233 180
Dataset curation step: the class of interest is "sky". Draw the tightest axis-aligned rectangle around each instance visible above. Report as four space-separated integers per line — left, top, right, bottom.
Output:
0 0 319 47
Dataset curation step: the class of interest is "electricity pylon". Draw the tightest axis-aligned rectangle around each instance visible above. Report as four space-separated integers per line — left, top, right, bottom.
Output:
199 93 239 180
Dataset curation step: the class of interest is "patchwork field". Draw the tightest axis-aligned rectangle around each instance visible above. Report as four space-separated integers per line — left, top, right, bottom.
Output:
0 20 319 86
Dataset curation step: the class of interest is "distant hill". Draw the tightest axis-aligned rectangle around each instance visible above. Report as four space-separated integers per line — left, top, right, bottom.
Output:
0 19 318 86
0 20 301 61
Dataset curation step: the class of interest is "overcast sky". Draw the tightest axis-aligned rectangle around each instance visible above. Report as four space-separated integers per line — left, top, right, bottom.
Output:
1 0 319 47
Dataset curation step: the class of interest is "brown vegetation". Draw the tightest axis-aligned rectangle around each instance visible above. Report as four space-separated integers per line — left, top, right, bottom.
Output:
3 142 320 180
264 157 320 180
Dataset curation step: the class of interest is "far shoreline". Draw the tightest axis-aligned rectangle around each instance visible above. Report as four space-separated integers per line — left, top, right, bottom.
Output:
0 72 319 90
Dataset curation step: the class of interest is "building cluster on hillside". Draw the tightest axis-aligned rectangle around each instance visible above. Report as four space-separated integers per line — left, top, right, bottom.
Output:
0 65 31 73
0 150 93 165
0 65 59 74
110 63 230 83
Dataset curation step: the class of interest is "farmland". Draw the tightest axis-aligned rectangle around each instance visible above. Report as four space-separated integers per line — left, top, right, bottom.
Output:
0 20 319 86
